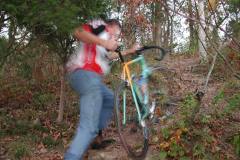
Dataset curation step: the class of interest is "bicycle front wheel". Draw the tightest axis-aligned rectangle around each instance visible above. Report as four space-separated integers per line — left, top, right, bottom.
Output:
114 82 149 159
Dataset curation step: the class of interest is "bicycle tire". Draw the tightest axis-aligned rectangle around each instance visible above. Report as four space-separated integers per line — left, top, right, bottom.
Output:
114 81 149 159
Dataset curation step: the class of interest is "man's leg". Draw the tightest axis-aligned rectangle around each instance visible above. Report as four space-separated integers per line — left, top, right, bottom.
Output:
64 70 103 160
89 84 114 149
98 84 114 130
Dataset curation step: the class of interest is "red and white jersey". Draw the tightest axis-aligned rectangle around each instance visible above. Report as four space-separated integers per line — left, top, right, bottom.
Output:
66 20 111 75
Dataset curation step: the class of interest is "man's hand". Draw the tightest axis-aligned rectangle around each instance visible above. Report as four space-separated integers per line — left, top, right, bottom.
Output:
101 39 118 51
119 43 141 57
129 43 141 53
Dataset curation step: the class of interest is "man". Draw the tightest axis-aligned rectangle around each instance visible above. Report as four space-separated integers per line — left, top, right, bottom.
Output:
64 19 139 160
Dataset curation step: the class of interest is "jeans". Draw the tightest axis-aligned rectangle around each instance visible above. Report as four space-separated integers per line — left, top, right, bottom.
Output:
64 69 114 160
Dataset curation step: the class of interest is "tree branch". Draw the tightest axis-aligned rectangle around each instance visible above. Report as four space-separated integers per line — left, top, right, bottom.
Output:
159 0 240 49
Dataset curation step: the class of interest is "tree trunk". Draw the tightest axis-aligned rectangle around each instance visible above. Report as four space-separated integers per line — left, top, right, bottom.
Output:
154 3 163 47
56 65 66 123
198 0 208 62
188 0 197 51
0 12 5 33
170 16 174 52
165 15 171 48
151 3 156 43
163 3 170 48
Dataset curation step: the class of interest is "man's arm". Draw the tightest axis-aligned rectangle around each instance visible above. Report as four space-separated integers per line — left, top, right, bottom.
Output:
107 44 140 60
73 27 118 51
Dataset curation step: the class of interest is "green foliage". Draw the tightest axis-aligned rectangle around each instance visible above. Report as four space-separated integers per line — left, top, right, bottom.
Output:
32 92 55 108
177 127 215 159
192 127 213 144
176 120 187 129
227 0 240 39
230 20 240 33
8 141 31 159
213 89 224 104
232 134 240 156
187 39 198 54
1 0 110 34
228 0 240 12
0 129 6 137
0 113 13 135
150 151 167 160
199 114 211 124
213 80 240 117
168 141 186 158
159 151 167 160
161 127 171 140
14 145 30 159
0 37 8 54
181 94 198 111
42 135 60 148
28 134 42 144
0 37 10 69
153 150 190 160
179 157 191 160
33 124 50 133
110 61 121 74
224 93 240 114
17 63 32 80
0 0 112 68
193 143 206 159
180 94 199 124
9 120 31 135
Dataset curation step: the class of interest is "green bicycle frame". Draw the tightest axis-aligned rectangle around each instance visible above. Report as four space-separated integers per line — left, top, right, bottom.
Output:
121 54 152 125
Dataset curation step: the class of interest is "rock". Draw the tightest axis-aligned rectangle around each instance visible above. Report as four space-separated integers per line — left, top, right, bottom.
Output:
33 118 40 125
88 150 124 160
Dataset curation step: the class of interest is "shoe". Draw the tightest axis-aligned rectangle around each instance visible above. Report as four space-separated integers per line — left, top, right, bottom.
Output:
90 130 103 149
90 130 115 149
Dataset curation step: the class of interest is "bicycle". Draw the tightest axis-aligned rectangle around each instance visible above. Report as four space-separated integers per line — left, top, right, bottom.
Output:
114 46 167 159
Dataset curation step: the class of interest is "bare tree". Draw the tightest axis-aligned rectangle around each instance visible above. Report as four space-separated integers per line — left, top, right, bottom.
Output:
188 0 197 51
153 3 161 46
197 0 208 62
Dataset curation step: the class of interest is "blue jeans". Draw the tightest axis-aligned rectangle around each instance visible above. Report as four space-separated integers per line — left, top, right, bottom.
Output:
64 69 114 160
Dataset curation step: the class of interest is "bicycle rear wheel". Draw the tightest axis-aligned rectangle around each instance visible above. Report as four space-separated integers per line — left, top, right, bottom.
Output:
114 82 149 159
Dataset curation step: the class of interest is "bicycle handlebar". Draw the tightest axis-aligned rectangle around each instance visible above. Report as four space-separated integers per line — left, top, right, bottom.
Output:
136 45 166 61
116 45 167 63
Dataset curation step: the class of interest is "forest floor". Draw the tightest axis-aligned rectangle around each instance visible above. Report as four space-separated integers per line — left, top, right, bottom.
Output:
0 54 239 160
